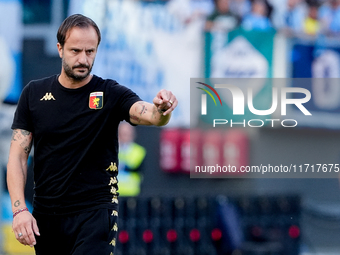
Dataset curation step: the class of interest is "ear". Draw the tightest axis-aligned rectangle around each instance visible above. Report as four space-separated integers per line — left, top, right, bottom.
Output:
57 43 63 58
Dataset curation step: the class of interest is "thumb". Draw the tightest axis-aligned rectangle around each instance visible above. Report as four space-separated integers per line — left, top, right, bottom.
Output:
153 96 163 106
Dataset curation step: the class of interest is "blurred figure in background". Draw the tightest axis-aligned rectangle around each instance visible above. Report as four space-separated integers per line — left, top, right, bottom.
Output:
242 0 273 31
303 0 321 36
319 0 340 36
205 0 240 31
229 0 252 19
118 122 146 197
167 0 214 25
283 0 307 34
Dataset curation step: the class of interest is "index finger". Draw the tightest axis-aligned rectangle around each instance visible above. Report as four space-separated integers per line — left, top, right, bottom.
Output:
157 90 172 102
161 99 178 116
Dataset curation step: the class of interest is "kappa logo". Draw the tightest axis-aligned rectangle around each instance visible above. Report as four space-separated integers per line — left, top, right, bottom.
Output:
40 93 56 101
106 162 118 172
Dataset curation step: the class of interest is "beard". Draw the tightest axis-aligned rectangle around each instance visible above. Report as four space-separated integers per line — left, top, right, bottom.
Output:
62 58 94 81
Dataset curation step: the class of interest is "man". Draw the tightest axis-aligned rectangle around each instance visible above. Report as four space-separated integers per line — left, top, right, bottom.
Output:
7 14 177 255
118 121 146 197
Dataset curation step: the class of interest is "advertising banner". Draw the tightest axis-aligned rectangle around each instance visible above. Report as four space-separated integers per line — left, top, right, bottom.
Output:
201 29 276 124
205 28 276 78
290 40 340 129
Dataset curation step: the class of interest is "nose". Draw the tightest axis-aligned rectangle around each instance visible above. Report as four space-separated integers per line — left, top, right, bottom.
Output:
78 51 88 65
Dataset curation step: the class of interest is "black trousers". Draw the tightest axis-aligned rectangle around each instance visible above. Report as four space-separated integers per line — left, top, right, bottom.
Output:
33 208 118 255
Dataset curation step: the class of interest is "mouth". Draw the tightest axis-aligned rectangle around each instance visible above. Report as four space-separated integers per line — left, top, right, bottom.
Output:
73 66 89 72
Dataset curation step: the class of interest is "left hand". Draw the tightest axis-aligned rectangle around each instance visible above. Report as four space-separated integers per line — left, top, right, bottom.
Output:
153 89 178 116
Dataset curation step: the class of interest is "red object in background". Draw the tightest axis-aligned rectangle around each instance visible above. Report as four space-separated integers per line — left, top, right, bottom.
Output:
160 128 182 173
180 129 203 174
166 229 178 243
202 130 223 174
211 228 222 241
142 229 154 243
118 230 129 244
288 225 300 239
189 229 201 242
222 129 249 175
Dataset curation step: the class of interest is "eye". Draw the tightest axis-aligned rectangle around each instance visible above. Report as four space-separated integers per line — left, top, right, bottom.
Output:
86 49 94 55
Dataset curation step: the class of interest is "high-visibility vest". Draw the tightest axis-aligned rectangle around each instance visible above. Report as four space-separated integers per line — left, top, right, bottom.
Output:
118 142 146 196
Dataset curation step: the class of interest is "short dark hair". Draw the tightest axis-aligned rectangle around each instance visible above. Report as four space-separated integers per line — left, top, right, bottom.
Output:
57 14 101 47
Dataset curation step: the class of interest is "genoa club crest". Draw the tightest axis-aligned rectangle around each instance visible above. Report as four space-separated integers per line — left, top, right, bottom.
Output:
89 92 104 109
